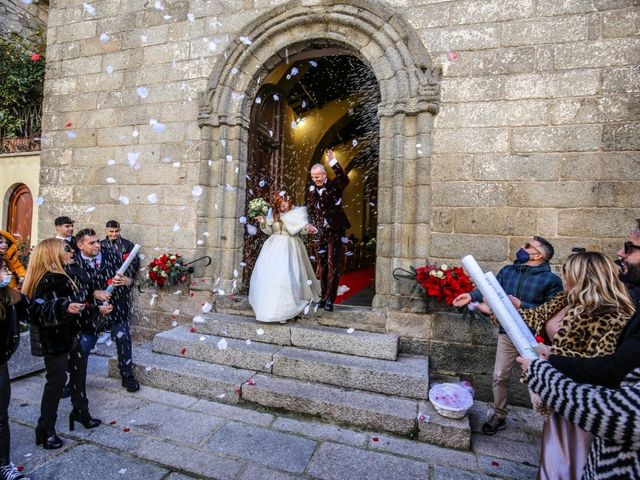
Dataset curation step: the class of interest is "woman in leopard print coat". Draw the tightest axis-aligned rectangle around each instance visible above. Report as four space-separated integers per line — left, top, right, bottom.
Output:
519 252 635 480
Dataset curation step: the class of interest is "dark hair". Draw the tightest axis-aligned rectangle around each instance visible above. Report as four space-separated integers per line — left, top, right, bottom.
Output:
75 228 97 242
54 216 74 226
105 220 120 229
533 236 554 261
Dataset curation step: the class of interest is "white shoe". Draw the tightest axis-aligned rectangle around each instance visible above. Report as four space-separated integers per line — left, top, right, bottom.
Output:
0 463 29 480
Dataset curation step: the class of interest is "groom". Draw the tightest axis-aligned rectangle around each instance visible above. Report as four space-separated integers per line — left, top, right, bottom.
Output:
306 149 350 311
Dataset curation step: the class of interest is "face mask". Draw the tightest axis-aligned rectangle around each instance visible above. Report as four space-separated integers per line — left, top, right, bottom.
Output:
515 248 530 263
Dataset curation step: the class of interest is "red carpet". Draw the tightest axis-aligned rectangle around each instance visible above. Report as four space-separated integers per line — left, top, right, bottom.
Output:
334 265 375 304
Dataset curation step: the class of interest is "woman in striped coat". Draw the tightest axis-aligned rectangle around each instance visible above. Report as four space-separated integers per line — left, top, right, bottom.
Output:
519 358 640 479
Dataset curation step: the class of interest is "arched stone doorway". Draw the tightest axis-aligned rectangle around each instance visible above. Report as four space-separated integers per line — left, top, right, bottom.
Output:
241 50 381 306
6 183 33 242
198 0 441 310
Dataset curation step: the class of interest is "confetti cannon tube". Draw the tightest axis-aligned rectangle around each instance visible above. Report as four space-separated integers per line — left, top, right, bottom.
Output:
461 255 539 360
105 244 141 294
484 271 538 350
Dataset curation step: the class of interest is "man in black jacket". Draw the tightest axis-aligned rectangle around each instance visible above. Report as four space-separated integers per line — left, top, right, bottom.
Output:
75 228 139 392
101 220 140 278
542 220 640 388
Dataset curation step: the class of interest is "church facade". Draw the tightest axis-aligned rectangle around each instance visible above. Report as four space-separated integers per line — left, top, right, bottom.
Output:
39 0 639 309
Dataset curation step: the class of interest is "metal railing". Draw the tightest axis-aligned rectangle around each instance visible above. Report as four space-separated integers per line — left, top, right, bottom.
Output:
0 104 42 154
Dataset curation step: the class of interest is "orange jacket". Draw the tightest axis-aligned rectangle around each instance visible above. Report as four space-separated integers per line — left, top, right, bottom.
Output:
0 230 27 289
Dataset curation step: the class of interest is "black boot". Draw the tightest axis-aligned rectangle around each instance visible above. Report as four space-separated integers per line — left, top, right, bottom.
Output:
69 409 101 431
318 299 327 309
35 426 63 449
324 300 334 312
121 375 140 393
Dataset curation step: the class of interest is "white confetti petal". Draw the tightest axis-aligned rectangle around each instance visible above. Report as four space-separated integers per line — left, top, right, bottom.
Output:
352 139 358 147
347 328 355 334
171 320 178 327
119 468 127 474
151 122 166 133
246 224 258 236
172 223 180 232
216 393 225 399
136 87 149 98
199 336 206 341
66 131 77 139
140 34 148 43
173 309 180 315
36 196 44 206
239 36 252 45
172 162 181 168
238 216 247 224
256 328 264 336
118 196 129 205
83 3 96 16
225 154 233 162
193 315 204 323
196 239 204 245
149 293 158 306
255 96 262 104
225 183 235 191
258 180 266 188
107 158 115 165
216 338 227 350
290 66 299 76
239 261 246 267
154 0 164 10
192 185 203 197
106 65 114 74
341 236 349 244
309 60 318 67
145 366 152 372
99 33 110 43
202 302 213 313
303 304 310 315
146 193 158 204
187 13 195 22
85 206 96 213
272 94 279 101
20 0 33 4
217 289 225 296
105 177 116 183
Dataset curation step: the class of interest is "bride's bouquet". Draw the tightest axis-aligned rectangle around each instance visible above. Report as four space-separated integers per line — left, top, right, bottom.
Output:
248 198 269 218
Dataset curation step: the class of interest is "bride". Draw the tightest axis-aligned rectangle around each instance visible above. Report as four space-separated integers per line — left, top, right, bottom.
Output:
249 193 321 323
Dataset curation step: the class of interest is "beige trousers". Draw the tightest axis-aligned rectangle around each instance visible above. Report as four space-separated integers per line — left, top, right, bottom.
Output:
492 333 519 419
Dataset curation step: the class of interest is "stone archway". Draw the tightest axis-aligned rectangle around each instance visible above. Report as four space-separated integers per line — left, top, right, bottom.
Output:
198 0 441 310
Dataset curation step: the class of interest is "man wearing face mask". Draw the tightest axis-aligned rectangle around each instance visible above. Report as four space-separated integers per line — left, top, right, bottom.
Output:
453 236 563 435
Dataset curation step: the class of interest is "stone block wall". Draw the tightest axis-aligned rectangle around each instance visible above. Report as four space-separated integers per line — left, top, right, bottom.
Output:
0 0 48 40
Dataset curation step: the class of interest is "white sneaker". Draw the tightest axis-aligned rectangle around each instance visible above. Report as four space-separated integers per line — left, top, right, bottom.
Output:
0 463 28 480
96 332 111 344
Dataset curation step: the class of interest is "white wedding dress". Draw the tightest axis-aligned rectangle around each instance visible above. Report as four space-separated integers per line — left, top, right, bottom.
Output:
249 206 321 323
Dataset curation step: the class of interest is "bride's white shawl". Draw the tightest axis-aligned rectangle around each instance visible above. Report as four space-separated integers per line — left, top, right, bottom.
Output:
280 206 309 236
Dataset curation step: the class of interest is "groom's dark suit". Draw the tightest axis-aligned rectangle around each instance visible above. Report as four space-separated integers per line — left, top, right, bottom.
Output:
306 159 351 305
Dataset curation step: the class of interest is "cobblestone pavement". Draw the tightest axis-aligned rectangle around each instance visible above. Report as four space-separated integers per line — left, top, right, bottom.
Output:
7 352 542 479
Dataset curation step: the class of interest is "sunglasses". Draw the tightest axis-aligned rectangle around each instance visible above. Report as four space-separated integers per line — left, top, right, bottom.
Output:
524 242 542 255
623 241 640 255
63 246 73 253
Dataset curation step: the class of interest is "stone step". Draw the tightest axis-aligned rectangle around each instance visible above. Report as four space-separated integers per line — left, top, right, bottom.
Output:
153 326 279 373
241 374 471 449
241 373 417 436
108 344 255 404
272 347 429 399
195 313 399 360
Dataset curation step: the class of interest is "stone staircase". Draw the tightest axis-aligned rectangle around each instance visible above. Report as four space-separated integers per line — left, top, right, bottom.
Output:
108 313 471 450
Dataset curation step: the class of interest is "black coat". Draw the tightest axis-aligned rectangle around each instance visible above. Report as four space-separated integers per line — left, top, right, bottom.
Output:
101 236 140 278
0 293 25 364
549 307 640 388
27 272 97 357
75 247 134 326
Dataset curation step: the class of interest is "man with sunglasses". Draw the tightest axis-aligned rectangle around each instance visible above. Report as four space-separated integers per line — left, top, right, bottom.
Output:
540 221 640 389
453 236 563 435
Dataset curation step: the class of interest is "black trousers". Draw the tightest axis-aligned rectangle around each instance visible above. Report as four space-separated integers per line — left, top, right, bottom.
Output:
38 344 89 431
0 362 11 465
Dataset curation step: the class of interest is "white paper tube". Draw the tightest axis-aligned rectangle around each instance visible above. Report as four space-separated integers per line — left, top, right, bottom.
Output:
461 255 538 360
484 272 538 349
105 244 141 294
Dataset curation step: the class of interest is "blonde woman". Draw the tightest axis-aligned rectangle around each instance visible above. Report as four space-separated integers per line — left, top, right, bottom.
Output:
480 251 634 479
22 239 111 449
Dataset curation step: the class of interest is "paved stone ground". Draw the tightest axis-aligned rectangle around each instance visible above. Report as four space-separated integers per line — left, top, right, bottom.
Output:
6 350 542 479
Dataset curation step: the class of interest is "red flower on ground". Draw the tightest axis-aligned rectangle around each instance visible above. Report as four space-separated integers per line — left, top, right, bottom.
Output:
30 53 41 61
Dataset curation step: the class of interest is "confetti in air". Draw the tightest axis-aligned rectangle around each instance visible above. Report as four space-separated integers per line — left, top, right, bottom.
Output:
106 177 116 183
146 193 158 204
216 338 227 350
83 3 96 16
192 185 203 197
447 51 459 62
246 224 258 236
256 328 265 336
172 223 180 232
136 87 149 98
239 36 252 45
99 33 110 43
347 328 355 334
118 196 130 205
202 302 213 313
106 65 114 74
85 206 96 213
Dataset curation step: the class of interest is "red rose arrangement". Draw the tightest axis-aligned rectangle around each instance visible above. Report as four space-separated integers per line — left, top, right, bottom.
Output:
414 264 474 305
394 262 475 307
146 253 184 287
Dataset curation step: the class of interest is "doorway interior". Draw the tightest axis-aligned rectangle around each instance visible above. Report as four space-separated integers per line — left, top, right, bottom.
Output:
243 49 381 306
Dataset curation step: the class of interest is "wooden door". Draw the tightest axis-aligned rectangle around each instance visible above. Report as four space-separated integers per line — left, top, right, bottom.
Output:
242 85 284 285
7 184 33 242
